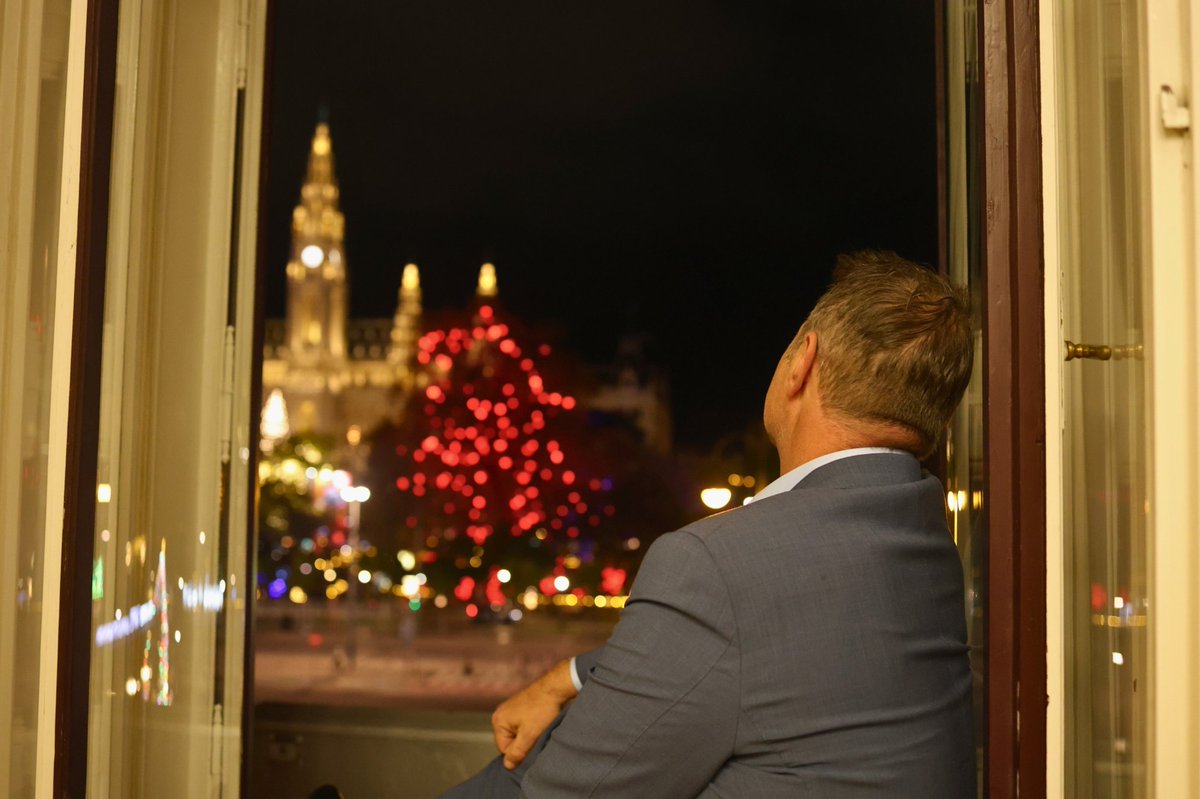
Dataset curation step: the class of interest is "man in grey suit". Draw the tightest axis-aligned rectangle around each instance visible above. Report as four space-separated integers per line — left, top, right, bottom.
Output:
441 251 976 798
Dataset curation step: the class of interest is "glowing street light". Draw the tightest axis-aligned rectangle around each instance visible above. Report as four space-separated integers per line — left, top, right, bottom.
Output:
260 389 290 446
700 487 733 510
338 481 371 665
339 485 370 503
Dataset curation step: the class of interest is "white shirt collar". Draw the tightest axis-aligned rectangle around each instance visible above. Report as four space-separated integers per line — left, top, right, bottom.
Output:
746 447 909 504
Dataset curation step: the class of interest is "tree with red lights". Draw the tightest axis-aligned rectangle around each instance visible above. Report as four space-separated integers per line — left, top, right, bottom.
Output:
367 304 616 614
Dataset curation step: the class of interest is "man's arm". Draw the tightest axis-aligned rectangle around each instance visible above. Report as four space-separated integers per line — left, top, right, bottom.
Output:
520 531 739 798
491 646 607 770
492 659 578 770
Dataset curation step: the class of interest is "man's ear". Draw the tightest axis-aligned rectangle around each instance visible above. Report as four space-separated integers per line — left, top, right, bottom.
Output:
786 332 818 398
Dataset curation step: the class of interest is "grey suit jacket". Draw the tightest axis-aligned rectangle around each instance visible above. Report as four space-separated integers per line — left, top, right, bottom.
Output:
520 453 974 798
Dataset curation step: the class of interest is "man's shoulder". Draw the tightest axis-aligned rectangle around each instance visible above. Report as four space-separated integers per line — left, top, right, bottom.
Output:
679 453 929 536
643 495 807 572
680 498 778 537
667 467 946 561
675 484 824 542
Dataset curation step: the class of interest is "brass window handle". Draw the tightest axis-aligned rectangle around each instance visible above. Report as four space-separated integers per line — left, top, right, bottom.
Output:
1064 340 1144 362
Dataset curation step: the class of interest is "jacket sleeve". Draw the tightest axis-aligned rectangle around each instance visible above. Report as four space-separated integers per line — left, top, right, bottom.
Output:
572 647 604 688
520 531 739 798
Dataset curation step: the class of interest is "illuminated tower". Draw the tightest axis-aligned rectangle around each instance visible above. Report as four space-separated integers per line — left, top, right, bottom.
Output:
389 263 422 378
476 262 498 299
286 121 348 370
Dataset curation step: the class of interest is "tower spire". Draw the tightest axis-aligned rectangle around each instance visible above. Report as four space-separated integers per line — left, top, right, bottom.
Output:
477 262 498 298
305 122 336 188
390 263 423 375
401 262 421 298
285 120 348 367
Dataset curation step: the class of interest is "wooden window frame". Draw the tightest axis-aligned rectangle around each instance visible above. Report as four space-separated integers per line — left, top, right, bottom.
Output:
978 1 1048 797
936 0 1048 795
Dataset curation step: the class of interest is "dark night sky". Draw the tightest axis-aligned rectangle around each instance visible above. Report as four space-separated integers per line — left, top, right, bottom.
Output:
265 1 938 452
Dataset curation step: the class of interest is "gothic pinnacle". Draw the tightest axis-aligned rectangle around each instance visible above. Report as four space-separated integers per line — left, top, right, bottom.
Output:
402 263 421 299
477 262 498 298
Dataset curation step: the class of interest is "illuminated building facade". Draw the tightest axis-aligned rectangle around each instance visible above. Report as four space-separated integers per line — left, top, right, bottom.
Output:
261 123 671 456
261 122 424 443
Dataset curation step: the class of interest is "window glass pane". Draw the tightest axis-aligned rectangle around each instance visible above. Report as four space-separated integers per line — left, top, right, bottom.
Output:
84 1 256 796
944 0 985 792
1053 0 1150 795
0 0 75 794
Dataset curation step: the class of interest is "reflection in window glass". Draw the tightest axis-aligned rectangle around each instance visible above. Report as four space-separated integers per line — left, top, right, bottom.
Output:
1053 1 1149 795
943 0 985 790
0 0 75 795
84 1 255 796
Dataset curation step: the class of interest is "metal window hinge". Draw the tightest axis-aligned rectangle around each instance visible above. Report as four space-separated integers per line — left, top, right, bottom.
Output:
1160 85 1191 132
1064 340 1145 362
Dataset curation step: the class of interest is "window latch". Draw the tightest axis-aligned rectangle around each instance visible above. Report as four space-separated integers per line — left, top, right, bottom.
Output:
1161 85 1191 132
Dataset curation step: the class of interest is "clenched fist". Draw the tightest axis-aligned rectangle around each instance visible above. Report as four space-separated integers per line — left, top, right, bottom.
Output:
492 658 578 770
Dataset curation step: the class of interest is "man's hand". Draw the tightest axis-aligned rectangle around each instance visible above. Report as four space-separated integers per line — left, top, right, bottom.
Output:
492 658 578 770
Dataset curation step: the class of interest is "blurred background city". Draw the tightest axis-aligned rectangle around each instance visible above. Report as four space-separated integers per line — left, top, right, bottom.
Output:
250 1 936 794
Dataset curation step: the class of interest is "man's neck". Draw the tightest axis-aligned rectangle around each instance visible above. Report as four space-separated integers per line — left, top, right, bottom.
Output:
776 419 919 474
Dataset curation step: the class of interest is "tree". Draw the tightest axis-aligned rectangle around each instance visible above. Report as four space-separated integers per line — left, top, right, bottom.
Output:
257 434 350 603
366 303 621 613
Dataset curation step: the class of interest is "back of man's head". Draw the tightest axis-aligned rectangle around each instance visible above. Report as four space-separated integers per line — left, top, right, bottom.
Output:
798 251 973 458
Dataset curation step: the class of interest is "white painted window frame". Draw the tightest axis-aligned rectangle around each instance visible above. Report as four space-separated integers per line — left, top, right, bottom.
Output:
1041 0 1200 796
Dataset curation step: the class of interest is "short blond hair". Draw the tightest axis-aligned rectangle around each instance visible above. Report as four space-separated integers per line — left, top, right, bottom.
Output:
796 251 973 457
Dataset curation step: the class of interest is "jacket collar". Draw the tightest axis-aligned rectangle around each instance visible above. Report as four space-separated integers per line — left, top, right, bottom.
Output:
792 451 922 491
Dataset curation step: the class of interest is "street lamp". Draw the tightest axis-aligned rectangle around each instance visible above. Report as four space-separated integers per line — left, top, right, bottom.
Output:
339 485 371 571
338 485 371 571
337 484 370 669
700 487 733 510
339 485 371 504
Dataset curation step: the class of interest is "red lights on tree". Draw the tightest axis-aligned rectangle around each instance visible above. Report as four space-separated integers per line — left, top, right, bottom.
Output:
601 567 627 595
486 569 507 606
380 305 611 608
454 576 476 602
